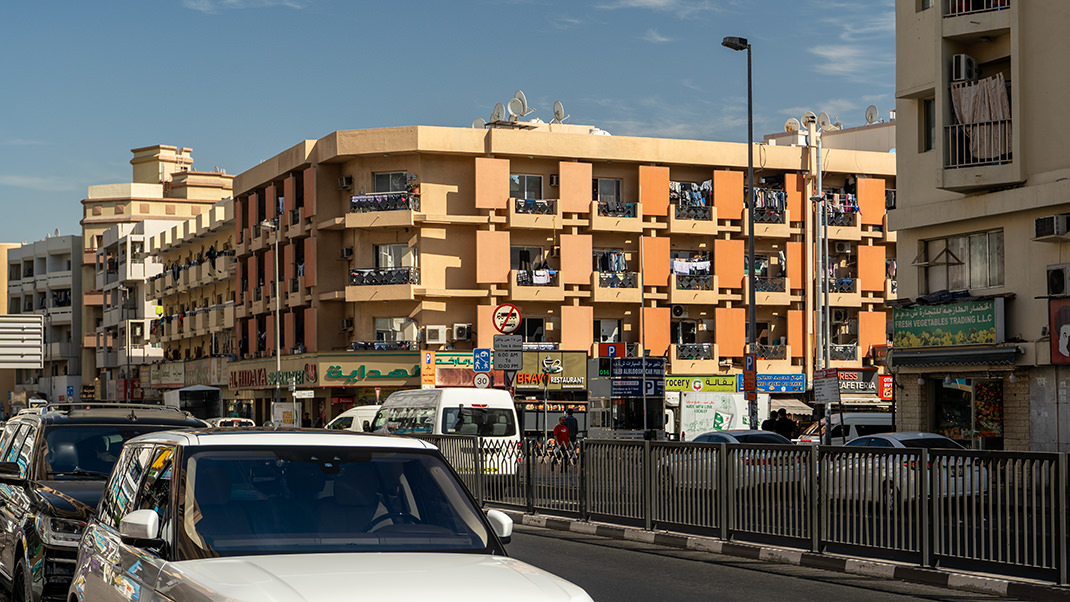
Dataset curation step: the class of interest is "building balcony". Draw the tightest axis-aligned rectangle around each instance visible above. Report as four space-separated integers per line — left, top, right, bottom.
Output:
885 278 898 300
508 198 561 230
829 344 859 367
668 203 719 236
592 271 641 304
944 0 1009 18
824 210 862 241
346 267 421 302
251 288 267 315
120 261 146 283
287 277 310 308
47 342 75 359
212 303 235 329
47 271 73 289
96 348 118 368
346 193 419 229
944 119 1012 170
669 273 719 305
48 306 73 324
287 208 310 238
746 275 791 306
120 344 164 367
235 297 249 320
235 230 249 257
6 281 19 296
826 277 862 308
82 333 97 349
669 343 723 375
590 200 643 233
103 306 121 327
192 311 209 336
751 208 791 238
511 269 564 303
250 223 270 253
756 343 794 373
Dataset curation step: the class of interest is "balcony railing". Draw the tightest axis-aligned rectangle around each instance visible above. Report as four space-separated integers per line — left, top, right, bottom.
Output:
349 267 420 286
676 274 713 291
830 344 857 361
289 208 302 225
823 210 857 227
829 278 856 294
597 201 637 218
945 119 1013 169
755 343 787 360
675 343 713 360
944 0 1009 17
290 277 300 293
755 276 786 293
514 199 556 215
598 271 638 289
349 340 418 351
752 207 786 224
674 204 712 221
349 193 420 213
516 270 558 287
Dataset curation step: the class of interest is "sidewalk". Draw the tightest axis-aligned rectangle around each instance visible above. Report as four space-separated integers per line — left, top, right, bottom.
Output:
500 510 1070 602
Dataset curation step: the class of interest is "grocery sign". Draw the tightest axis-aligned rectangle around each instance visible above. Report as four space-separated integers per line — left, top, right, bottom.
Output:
892 298 1004 348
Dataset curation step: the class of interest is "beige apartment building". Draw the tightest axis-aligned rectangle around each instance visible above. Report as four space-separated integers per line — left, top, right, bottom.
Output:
0 243 20 412
892 0 1070 451
226 121 896 428
79 145 233 401
146 199 238 417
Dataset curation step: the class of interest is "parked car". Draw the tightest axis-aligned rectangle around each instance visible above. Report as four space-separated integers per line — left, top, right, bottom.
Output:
0 403 208 602
794 412 894 445
68 429 592 602
324 404 380 432
658 430 803 490
206 417 256 428
825 432 989 503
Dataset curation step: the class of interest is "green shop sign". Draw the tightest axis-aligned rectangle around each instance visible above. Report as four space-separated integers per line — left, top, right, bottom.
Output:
893 298 1004 348
665 376 737 392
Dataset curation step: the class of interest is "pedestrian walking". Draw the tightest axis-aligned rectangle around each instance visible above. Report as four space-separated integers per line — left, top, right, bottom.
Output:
761 410 778 432
774 408 797 440
564 408 579 446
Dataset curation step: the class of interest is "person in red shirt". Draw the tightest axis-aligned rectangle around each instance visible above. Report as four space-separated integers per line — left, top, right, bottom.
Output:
551 416 571 472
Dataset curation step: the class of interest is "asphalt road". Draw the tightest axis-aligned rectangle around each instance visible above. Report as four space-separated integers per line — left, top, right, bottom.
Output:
508 524 1025 602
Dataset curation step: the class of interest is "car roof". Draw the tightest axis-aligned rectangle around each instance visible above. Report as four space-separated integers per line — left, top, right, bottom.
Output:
866 432 948 441
125 428 440 450
11 404 207 428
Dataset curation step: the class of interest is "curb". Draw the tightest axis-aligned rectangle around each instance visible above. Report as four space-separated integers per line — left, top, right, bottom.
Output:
503 511 1070 602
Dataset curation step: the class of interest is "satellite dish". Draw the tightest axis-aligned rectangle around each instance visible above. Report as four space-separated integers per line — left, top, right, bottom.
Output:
865 105 879 124
784 117 801 133
507 97 524 119
551 100 569 124
491 103 507 122
472 118 487 129
833 121 843 130
817 112 832 130
514 90 529 115
801 111 817 126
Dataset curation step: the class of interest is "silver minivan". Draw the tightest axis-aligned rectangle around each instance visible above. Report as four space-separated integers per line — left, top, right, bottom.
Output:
795 412 894 445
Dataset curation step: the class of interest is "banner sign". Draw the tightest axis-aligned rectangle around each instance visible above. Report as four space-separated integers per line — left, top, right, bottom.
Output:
893 298 1004 348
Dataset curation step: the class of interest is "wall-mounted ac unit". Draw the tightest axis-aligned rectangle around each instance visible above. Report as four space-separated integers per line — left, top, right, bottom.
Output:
340 247 353 259
671 304 688 319
340 318 354 331
1035 215 1070 240
951 54 978 83
338 175 353 189
452 323 472 341
1047 264 1070 296
426 325 447 345
834 242 852 254
549 174 560 187
832 309 850 323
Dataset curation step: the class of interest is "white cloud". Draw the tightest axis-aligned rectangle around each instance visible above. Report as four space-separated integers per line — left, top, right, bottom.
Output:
596 0 721 18
182 0 306 13
0 175 77 193
805 2 894 85
550 15 584 29
641 29 672 43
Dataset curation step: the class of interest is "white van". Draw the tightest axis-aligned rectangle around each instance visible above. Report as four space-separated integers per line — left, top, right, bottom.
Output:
325 405 381 433
795 412 894 445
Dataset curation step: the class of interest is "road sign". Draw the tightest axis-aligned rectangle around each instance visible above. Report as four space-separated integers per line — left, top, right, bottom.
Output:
611 378 665 397
814 368 841 404
492 303 522 334
493 350 522 371
742 353 757 392
421 351 436 389
493 334 523 351
473 373 491 389
67 386 74 397
611 358 665 378
292 390 314 398
473 348 491 372
599 343 624 358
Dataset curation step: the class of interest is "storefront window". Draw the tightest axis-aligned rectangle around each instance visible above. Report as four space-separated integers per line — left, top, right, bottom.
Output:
934 378 1003 450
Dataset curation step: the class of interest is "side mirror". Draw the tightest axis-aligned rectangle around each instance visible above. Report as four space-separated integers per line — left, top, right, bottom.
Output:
120 509 164 548
0 462 25 482
485 509 512 544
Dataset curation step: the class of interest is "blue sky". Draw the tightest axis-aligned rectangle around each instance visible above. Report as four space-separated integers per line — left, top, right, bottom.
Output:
0 0 894 244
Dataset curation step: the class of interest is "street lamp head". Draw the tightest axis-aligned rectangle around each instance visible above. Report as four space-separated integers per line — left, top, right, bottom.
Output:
721 36 749 51
260 219 277 230
810 195 825 202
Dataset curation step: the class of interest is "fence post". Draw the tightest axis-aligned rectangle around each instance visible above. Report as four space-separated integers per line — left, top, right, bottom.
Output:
719 443 729 542
810 444 820 553
920 447 931 568
579 438 589 522
1060 452 1068 586
525 438 535 514
474 436 484 507
643 439 653 531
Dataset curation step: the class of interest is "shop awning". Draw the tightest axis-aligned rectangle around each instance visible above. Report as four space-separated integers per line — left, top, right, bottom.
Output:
889 345 1022 368
769 397 812 415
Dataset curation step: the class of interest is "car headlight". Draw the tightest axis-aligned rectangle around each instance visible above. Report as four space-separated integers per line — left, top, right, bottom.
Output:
35 515 85 547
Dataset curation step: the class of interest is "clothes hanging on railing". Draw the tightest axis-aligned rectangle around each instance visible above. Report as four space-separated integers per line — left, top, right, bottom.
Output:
750 188 786 211
597 251 627 272
826 193 860 214
672 255 711 276
669 181 712 207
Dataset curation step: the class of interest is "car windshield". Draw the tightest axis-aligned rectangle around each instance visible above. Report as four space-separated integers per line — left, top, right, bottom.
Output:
325 416 353 430
43 425 175 480
898 437 965 450
175 446 494 560
441 407 516 437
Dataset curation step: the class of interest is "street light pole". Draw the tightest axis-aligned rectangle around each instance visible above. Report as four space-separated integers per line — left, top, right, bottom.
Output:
723 36 757 428
261 219 283 425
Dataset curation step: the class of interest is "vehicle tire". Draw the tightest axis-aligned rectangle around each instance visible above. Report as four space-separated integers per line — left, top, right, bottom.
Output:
12 562 32 602
880 480 901 508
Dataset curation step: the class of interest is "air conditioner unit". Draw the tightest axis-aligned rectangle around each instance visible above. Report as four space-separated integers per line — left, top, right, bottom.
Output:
340 247 353 259
338 175 353 189
671 305 688 319
832 309 850 324
1035 215 1070 240
549 174 560 187
834 242 852 254
340 318 354 331
426 325 448 345
1047 264 1070 296
452 323 472 341
951 54 978 83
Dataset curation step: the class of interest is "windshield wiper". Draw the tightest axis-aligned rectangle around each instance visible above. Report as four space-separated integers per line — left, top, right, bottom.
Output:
48 469 111 479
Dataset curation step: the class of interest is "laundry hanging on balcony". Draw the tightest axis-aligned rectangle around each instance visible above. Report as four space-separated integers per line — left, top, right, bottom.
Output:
669 181 712 207
672 255 711 276
950 73 1011 160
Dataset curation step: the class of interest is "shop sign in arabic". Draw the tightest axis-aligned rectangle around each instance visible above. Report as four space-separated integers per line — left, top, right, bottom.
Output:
893 298 1004 348
323 364 420 385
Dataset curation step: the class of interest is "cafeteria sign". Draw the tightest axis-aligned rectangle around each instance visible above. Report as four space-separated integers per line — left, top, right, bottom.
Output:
892 298 1004 348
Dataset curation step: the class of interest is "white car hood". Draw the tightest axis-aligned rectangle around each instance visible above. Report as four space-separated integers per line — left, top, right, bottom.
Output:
163 552 591 602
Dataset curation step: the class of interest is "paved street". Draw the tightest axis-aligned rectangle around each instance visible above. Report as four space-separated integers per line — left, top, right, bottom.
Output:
508 524 1025 602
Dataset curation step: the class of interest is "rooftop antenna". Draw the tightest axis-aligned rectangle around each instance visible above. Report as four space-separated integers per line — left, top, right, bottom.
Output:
550 100 570 124
865 104 880 124
506 97 524 121
801 111 817 126
514 90 533 117
784 117 801 133
490 102 507 123
817 112 833 131
472 117 487 129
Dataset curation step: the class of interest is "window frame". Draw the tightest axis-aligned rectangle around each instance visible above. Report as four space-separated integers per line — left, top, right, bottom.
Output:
373 171 408 194
921 229 1004 293
594 178 622 204
509 174 543 200
920 97 936 153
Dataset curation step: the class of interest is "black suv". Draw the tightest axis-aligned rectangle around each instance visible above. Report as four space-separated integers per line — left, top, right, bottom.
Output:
0 404 206 601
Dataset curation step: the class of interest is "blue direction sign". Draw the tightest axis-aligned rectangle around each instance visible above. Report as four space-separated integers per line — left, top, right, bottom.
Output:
734 374 806 393
473 348 491 373
611 378 665 397
611 358 666 378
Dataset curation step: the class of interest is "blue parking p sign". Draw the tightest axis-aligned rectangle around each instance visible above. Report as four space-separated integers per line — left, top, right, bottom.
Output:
67 386 74 397
473 348 491 373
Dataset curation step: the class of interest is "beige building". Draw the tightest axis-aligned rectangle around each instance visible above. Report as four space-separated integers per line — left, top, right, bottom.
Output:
0 243 20 412
79 145 233 401
892 0 1070 451
146 199 237 417
226 121 897 428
